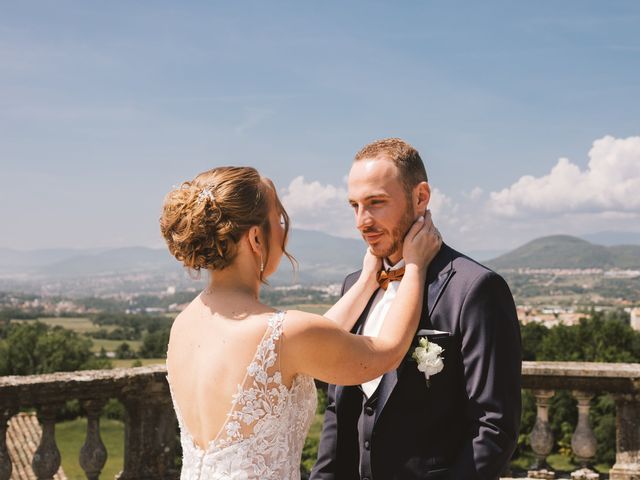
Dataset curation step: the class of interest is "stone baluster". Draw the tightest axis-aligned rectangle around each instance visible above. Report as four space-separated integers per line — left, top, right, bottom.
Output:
570 391 598 479
0 407 17 480
528 390 556 479
609 393 640 480
32 404 61 480
117 383 178 480
79 399 108 480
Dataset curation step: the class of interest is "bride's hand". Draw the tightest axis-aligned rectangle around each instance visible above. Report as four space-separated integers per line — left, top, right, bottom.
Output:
403 210 442 272
361 247 382 285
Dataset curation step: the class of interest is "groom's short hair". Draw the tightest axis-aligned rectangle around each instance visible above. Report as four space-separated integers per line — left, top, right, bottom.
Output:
354 138 428 196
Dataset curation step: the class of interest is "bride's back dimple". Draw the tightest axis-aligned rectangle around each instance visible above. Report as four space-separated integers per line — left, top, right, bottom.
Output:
166 305 289 451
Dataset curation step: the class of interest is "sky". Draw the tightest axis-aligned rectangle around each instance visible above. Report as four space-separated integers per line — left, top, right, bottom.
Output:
1 1 639 253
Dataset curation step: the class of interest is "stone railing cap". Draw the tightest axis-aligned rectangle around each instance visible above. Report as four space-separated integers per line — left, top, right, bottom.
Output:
522 361 640 378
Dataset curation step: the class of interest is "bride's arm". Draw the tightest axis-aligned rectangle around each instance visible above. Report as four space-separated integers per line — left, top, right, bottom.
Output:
322 248 380 331
284 216 443 386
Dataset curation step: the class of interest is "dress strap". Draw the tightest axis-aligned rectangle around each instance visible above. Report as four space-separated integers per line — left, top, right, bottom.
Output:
267 310 286 339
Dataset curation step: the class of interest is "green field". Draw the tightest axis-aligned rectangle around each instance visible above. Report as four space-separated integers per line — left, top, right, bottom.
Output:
12 317 121 336
110 358 165 368
89 338 142 354
12 317 99 333
9 317 144 356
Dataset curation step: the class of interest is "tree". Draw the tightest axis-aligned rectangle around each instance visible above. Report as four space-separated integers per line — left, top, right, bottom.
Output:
115 342 137 359
539 313 640 362
0 322 111 375
521 322 548 361
138 327 170 358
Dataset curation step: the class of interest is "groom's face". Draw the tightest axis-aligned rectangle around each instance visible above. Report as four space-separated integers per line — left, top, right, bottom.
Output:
348 157 416 262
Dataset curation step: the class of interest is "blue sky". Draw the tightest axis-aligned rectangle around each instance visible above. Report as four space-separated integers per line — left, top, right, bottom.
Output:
2 1 639 252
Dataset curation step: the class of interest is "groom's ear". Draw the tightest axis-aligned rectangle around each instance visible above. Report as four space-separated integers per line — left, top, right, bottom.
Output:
414 181 431 214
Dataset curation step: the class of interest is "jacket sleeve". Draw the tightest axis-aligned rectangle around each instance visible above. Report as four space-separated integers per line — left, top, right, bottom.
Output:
309 382 338 479
449 271 522 480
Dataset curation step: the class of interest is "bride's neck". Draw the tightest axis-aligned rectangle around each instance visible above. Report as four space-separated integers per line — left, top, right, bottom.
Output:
206 262 261 301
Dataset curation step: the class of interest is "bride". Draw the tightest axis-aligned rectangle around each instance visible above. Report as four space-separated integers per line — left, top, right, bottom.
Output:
161 166 441 479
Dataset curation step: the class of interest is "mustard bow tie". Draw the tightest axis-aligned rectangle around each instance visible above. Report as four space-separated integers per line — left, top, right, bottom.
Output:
376 266 405 290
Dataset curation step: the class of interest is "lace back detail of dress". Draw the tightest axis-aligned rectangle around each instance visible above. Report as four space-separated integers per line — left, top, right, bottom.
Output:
215 310 288 449
168 310 317 480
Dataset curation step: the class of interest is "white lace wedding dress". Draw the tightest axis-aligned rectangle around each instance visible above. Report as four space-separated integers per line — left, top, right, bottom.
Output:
167 311 318 480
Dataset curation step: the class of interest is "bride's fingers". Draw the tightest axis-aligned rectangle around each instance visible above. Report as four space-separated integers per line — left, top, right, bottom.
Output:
406 215 426 241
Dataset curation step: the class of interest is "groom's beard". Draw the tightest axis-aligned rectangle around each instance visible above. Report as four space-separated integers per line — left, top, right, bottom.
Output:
363 209 415 260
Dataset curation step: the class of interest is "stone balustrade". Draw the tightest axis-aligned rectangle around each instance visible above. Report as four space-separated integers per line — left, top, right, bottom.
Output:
0 362 638 479
521 361 640 480
0 365 177 480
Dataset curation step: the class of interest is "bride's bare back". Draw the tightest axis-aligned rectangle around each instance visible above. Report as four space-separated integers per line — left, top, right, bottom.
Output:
166 293 299 451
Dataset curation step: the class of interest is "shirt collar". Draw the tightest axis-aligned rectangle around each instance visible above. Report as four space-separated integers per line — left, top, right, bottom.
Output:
383 258 405 272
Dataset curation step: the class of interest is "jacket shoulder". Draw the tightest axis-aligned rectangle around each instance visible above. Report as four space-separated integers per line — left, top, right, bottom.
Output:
445 245 507 288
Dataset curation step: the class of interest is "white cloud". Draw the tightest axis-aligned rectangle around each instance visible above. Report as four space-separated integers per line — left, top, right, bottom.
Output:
489 135 640 217
429 188 456 217
469 187 484 200
278 137 640 256
281 176 356 237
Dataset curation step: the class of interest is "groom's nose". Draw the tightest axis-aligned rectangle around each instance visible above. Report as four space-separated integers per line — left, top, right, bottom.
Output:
356 207 374 230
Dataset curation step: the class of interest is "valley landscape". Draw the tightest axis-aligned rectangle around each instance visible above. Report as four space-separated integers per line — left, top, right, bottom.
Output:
2 230 639 478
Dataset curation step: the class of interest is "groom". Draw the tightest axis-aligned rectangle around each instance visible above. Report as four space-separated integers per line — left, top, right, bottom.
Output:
310 138 522 480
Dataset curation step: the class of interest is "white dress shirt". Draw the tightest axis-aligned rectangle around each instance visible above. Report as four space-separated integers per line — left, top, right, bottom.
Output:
360 258 406 398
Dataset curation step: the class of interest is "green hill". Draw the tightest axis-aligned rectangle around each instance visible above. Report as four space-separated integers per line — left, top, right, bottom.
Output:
487 235 640 269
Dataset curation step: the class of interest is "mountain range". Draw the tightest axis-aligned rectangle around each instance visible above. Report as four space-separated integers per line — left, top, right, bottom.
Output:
1 230 639 286
486 235 640 270
0 230 368 284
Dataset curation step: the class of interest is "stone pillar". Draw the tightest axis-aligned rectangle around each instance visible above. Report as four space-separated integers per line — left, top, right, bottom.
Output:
610 393 640 480
571 391 598 478
32 404 61 480
117 383 178 480
529 390 556 479
79 399 108 480
0 407 17 480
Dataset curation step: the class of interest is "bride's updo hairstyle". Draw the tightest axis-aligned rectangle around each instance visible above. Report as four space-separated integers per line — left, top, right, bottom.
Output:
160 166 292 277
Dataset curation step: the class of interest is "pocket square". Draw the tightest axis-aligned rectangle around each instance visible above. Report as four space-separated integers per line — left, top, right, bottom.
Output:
416 329 451 338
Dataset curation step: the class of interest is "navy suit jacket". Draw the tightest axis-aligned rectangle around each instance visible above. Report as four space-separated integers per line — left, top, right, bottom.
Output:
310 244 522 480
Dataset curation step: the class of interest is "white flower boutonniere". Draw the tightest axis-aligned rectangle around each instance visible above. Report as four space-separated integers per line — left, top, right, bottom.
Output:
411 337 444 386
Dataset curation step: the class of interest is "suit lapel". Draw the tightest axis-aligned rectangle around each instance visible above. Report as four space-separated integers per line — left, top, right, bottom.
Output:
427 258 455 318
373 245 456 423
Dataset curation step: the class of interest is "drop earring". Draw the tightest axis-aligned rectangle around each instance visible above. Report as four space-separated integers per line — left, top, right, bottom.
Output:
260 254 264 273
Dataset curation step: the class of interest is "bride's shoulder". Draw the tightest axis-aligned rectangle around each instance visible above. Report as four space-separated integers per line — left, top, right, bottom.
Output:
168 296 207 338
171 299 198 324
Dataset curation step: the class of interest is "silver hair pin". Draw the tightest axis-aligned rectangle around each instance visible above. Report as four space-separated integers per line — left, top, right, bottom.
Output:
197 187 215 204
